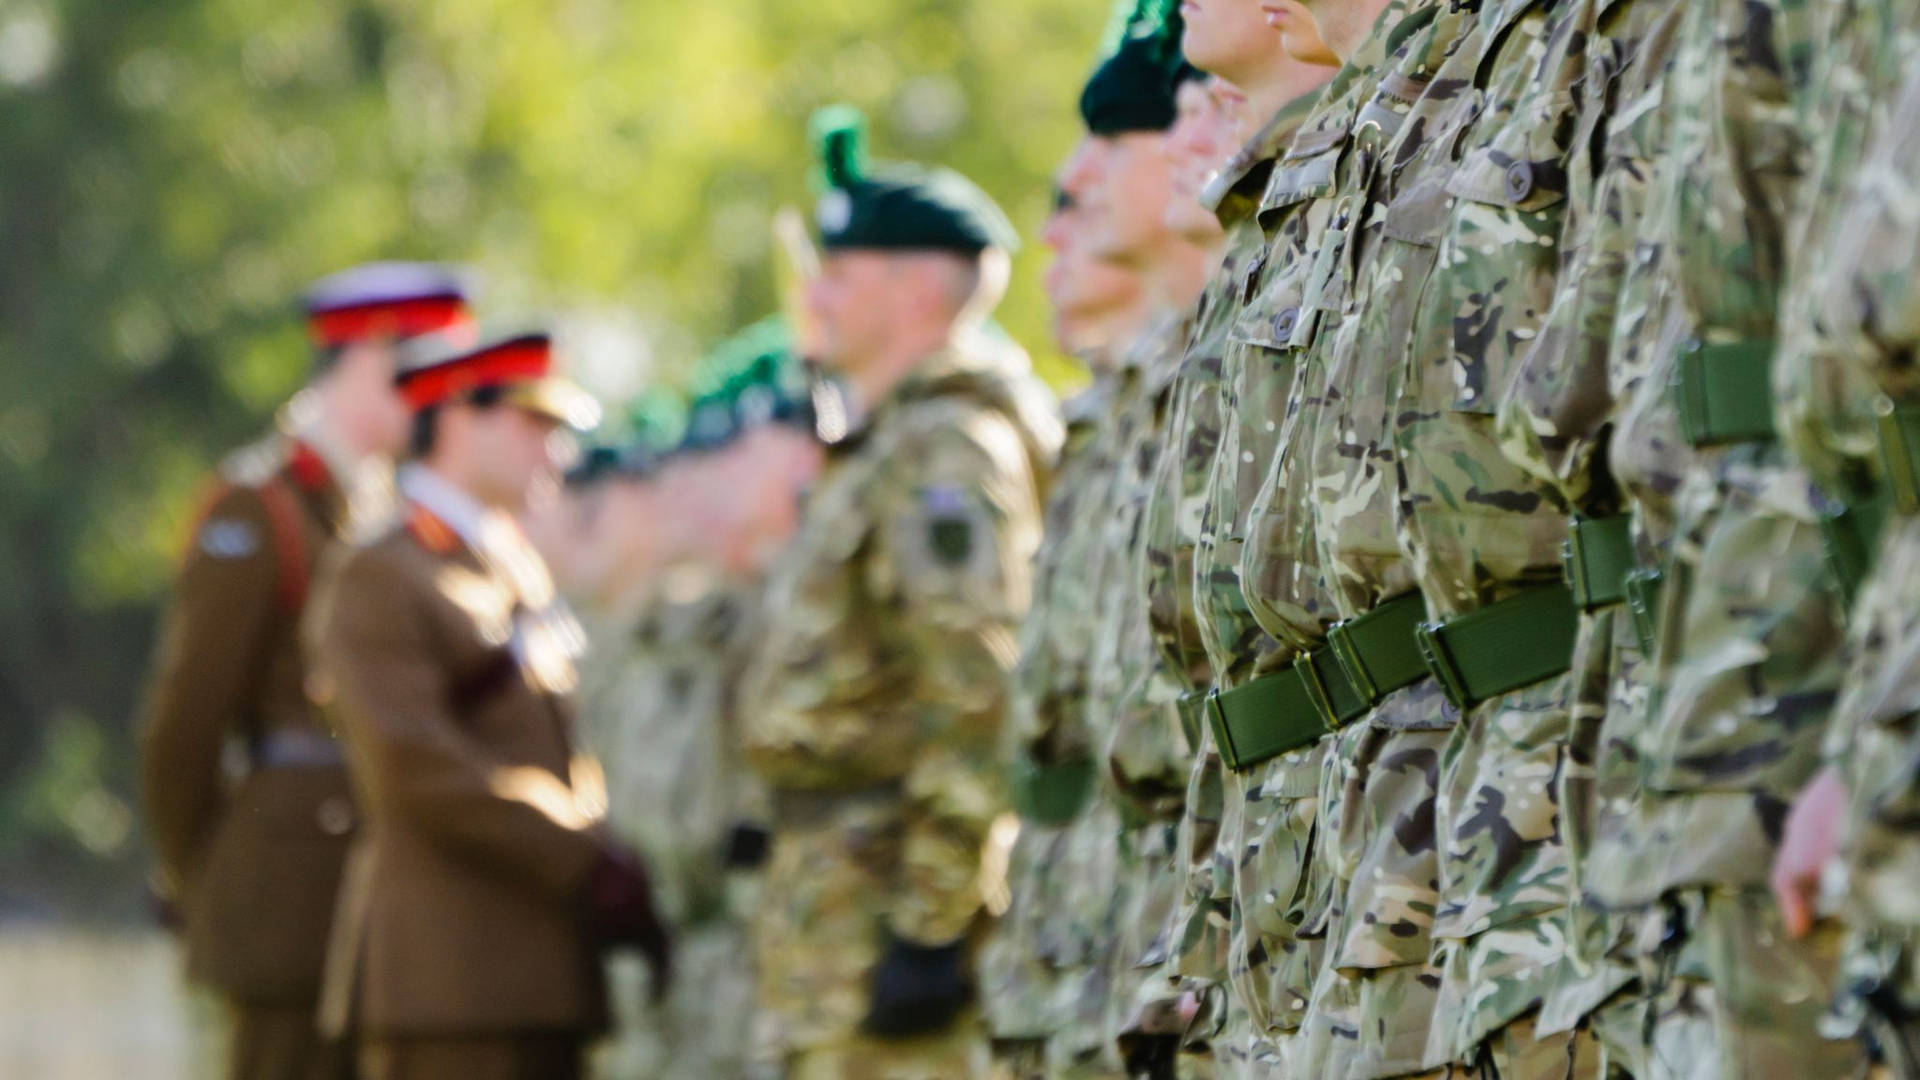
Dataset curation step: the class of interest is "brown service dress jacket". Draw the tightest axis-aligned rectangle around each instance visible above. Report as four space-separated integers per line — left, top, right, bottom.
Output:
307 501 611 1038
139 436 358 1005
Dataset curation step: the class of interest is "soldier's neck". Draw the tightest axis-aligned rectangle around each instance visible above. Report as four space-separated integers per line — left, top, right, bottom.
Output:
846 320 956 412
1235 60 1334 137
1152 236 1222 316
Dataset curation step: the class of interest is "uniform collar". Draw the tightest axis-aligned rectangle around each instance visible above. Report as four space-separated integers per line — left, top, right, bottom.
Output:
399 464 495 553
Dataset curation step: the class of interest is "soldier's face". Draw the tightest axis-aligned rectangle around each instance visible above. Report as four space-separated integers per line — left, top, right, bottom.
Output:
458 403 566 513
1164 79 1235 242
1264 0 1339 65
1044 213 1145 355
808 250 905 373
1079 131 1176 265
1180 0 1283 84
332 340 413 457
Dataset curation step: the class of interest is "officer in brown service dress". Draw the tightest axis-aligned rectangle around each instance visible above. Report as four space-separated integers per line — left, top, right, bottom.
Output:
139 262 474 1080
307 329 671 1080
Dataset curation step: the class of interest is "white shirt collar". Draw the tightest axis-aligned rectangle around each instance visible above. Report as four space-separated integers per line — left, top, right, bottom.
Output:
398 464 495 552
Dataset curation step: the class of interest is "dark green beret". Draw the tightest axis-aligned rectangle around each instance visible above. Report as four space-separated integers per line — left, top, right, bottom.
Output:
679 316 845 452
564 385 686 486
1079 0 1201 135
810 106 1019 256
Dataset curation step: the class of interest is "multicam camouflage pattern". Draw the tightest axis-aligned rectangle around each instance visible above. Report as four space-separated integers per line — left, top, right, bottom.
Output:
1825 518 1920 1065
575 575 768 1080
1784 7 1920 1057
1569 0 1871 1074
737 334 1060 1068
1134 96 1326 1071
1607 0 1836 909
1384 0 1622 1059
983 361 1134 1055
1490 0 1683 1036
1233 5 1480 1075
1086 316 1201 1064
1189 73 1403 1071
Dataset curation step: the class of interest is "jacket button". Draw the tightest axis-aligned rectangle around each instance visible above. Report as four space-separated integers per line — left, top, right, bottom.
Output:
1273 307 1299 339
317 797 355 837
1505 161 1534 202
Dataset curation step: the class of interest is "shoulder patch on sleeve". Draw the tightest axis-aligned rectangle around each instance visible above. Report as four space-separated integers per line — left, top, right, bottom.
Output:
922 484 974 566
197 517 261 560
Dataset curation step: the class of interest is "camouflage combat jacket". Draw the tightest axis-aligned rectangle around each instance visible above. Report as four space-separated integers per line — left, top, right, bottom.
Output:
737 333 1060 1052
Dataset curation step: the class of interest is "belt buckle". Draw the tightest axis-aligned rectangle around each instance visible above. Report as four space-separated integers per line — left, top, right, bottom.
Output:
1673 338 1710 446
1325 618 1380 706
1204 687 1238 770
1414 619 1471 713
1292 648 1340 731
1560 534 1587 608
1623 568 1665 659
1877 395 1920 515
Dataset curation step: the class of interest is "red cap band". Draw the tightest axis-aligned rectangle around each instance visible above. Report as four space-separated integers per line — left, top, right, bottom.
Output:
308 296 472 348
398 337 552 411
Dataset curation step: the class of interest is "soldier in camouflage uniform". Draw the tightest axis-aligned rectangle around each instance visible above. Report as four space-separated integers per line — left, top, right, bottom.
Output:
1184 6 1480 1078
980 172 1151 1080
1235 2 1476 1077
736 109 1061 1080
1129 2 1332 1071
1087 73 1235 1080
1544 0 1865 1072
561 328 830 1080
1489 0 1692 1071
1767 4 1920 1074
999 16 1225 1078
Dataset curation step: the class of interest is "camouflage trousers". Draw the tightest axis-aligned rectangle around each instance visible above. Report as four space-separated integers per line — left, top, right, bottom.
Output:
1428 675 1576 1066
981 822 1072 1044
1544 606 1643 1040
1828 516 1920 1078
1632 889 1864 1080
1295 679 1453 1080
1220 740 1327 1077
598 916 757 1080
1044 801 1129 1079
749 800 990 1073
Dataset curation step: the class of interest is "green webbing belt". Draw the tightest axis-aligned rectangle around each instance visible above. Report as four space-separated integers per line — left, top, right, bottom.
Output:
1416 583 1579 711
1207 592 1429 773
1563 515 1634 610
1877 396 1920 514
1325 591 1430 706
1819 493 1888 611
1008 755 1095 826
1673 338 1777 446
1206 661 1335 773
1624 567 1665 659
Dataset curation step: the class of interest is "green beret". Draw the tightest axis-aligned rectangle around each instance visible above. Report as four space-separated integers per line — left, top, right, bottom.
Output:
565 385 686 485
810 106 1020 256
1080 0 1201 135
680 316 843 451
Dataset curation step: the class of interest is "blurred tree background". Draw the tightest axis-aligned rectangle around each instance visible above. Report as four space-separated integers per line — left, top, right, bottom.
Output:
0 0 1105 921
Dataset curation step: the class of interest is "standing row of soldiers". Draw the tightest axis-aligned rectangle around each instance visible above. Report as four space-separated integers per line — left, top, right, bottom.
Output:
980 0 1920 1076
134 0 1920 1077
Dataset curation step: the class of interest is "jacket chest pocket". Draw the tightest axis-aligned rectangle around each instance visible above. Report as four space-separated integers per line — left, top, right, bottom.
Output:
1430 92 1578 416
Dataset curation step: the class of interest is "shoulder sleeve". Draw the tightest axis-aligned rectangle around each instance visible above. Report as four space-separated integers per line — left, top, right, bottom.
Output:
138 484 281 896
872 402 1045 944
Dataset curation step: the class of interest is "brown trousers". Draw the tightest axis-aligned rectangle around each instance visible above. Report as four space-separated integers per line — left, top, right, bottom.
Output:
228 1003 352 1080
357 1034 583 1080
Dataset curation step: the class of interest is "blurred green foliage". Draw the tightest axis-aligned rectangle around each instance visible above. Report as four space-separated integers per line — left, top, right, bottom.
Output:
0 0 1101 920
